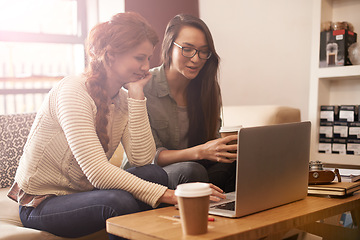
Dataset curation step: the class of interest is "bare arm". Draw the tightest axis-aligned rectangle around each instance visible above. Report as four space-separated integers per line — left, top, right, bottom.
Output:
157 135 238 167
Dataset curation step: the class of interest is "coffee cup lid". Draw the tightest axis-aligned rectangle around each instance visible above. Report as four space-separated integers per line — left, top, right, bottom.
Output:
219 125 242 133
175 182 212 198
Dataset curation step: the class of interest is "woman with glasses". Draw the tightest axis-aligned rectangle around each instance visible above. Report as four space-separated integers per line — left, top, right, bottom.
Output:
123 14 238 193
8 12 195 240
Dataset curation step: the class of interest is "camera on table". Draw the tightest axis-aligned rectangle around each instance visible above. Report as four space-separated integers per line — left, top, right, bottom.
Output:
308 161 341 184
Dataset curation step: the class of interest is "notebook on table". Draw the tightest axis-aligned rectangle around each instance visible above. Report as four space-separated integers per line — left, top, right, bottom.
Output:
209 121 311 218
308 182 360 196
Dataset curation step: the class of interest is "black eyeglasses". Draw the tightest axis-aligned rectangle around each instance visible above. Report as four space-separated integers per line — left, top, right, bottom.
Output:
173 42 212 60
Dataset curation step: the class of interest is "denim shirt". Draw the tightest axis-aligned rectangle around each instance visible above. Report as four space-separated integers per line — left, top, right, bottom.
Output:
121 65 188 168
121 64 222 169
145 65 187 150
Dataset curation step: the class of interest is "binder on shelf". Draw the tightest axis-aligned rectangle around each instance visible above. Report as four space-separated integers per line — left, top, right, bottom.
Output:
318 138 332 154
347 139 360 155
333 121 348 138
349 122 360 139
320 105 338 122
319 121 334 138
339 105 358 122
332 138 346 154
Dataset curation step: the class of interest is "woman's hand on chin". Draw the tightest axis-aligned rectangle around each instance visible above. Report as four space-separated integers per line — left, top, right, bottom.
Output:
124 72 152 100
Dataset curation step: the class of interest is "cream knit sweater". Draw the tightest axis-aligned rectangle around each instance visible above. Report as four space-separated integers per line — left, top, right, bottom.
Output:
14 76 166 208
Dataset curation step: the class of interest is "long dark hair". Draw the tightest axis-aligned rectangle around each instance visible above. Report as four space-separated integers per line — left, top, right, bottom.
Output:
84 12 158 152
161 14 221 147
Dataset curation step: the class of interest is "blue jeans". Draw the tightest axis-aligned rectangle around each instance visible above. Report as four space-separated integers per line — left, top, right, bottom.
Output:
19 165 168 240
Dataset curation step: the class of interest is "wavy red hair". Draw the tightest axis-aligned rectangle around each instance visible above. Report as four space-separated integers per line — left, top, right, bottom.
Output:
84 12 158 152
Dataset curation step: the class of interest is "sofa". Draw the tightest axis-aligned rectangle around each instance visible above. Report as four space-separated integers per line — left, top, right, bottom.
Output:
0 105 301 240
221 105 301 127
0 113 109 240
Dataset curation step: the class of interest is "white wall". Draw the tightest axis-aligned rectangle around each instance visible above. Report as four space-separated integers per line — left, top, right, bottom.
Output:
199 0 313 120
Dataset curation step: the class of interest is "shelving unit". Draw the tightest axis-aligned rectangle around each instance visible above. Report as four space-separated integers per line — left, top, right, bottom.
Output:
308 0 360 169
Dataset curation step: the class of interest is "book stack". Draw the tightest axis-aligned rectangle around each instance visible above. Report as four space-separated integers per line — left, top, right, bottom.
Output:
308 181 360 196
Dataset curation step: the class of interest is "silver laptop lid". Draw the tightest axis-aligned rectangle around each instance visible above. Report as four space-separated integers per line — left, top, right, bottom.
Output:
210 121 311 218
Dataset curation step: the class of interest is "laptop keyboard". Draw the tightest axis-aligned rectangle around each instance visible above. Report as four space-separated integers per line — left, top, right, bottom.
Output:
212 201 235 211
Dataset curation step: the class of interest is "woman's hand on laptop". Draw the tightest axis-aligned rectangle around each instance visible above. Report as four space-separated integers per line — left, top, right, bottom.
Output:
197 135 238 163
158 189 178 205
158 184 225 205
209 183 226 202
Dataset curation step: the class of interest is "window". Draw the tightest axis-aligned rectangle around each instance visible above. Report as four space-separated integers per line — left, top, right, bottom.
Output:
0 0 87 113
0 0 87 78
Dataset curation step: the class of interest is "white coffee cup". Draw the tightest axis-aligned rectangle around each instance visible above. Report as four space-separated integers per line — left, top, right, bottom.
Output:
175 182 212 235
219 125 242 137
219 125 241 153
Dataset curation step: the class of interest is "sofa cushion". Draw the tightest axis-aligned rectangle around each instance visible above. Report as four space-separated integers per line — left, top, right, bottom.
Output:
0 187 108 240
0 113 36 188
0 187 22 226
0 188 55 240
0 223 108 240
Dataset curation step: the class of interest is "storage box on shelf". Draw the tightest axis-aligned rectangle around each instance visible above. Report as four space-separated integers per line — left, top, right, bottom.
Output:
309 0 360 168
318 105 360 156
319 29 357 67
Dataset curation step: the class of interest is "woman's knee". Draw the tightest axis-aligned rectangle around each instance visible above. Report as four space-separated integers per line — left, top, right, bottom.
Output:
182 162 209 182
127 164 168 186
165 162 209 182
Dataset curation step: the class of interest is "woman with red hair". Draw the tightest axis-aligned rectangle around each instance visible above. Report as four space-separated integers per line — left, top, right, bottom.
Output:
7 12 216 239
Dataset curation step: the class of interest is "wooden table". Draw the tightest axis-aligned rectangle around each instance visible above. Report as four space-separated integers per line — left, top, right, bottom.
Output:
107 193 360 240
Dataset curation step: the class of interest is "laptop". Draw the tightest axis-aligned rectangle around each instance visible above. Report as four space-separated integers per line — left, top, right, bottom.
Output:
209 121 311 218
